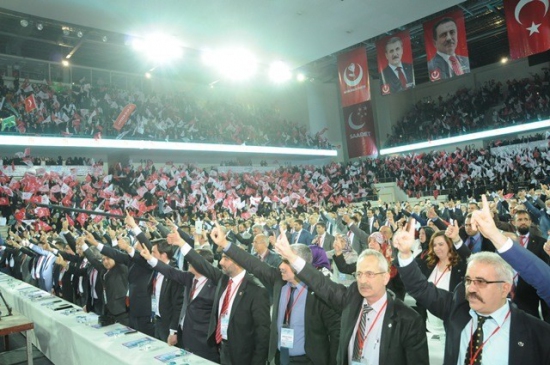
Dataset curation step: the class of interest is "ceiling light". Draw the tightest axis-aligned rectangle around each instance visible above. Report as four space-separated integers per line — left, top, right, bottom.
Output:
145 72 151 79
269 61 292 83
207 48 257 81
61 60 70 67
20 20 29 27
131 33 183 64
501 57 508 64
296 73 306 82
102 36 108 42
36 23 43 31
77 31 83 38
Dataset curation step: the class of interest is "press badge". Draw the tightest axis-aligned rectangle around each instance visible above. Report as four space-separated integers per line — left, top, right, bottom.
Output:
280 326 294 348
220 315 229 339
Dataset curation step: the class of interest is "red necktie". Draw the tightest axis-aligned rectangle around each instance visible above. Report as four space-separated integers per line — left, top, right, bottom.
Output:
189 278 198 301
449 56 463 76
520 236 527 247
215 279 233 344
396 67 407 89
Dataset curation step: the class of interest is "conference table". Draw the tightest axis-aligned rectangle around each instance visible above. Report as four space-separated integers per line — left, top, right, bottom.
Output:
0 273 215 365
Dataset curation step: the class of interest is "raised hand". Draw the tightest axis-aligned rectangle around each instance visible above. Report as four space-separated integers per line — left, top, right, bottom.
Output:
167 226 185 247
274 226 298 263
140 244 153 261
392 218 416 259
83 230 98 246
470 194 507 249
209 222 228 249
124 210 138 229
445 220 461 244
333 235 345 256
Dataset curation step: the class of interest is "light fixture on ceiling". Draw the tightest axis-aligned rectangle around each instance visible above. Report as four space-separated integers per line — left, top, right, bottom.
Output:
268 61 292 83
36 23 43 31
145 72 152 79
102 36 108 42
20 19 29 27
61 60 70 67
77 31 83 38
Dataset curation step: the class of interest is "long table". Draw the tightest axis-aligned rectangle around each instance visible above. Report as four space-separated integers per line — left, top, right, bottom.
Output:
0 273 215 365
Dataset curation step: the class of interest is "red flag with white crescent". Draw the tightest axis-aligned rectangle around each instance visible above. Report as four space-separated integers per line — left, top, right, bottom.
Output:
505 0 550 59
337 47 370 107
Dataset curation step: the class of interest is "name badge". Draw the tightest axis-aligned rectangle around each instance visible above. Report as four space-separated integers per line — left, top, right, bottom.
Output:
151 296 158 313
280 326 294 348
220 314 229 339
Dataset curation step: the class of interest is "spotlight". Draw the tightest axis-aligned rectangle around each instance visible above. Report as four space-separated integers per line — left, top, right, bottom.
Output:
62 60 70 67
296 73 306 82
145 72 152 79
20 19 29 27
102 36 108 42
36 23 43 31
269 61 291 83
77 31 83 38
501 57 508 64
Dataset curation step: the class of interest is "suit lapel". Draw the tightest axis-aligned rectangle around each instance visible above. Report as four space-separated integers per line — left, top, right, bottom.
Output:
378 294 395 364
229 276 247 321
342 289 364 352
509 308 529 365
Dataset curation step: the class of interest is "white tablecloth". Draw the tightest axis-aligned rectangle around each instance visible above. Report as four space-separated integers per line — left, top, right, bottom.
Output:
0 273 215 365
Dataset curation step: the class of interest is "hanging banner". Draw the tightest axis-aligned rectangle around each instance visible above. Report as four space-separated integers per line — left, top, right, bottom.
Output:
504 0 550 59
342 101 378 158
113 104 136 131
377 30 415 95
423 9 470 82
337 47 370 107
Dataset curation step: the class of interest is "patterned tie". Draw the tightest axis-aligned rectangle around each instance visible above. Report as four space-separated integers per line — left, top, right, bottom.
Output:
352 304 373 361
280 286 297 364
215 279 233 344
465 315 490 365
449 56 464 76
396 66 408 89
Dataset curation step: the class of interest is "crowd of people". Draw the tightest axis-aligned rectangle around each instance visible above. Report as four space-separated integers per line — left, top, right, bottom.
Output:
0 75 334 149
385 69 550 147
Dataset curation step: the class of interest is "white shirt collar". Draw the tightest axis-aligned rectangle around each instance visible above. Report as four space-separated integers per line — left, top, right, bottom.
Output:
363 292 388 311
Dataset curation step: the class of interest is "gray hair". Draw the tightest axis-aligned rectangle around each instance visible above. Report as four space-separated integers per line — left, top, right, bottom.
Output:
467 252 513 284
255 234 269 246
290 244 312 264
357 249 389 273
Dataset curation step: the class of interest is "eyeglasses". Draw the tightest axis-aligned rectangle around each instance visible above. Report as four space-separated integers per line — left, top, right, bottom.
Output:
464 277 506 288
353 271 386 279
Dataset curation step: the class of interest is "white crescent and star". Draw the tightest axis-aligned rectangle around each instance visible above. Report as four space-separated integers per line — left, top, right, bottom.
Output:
514 0 548 36
343 63 363 87
348 111 365 130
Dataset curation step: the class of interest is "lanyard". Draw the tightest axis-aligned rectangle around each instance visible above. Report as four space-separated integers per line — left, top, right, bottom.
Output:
433 266 449 286
356 300 388 356
284 285 307 323
467 310 511 365
220 280 243 317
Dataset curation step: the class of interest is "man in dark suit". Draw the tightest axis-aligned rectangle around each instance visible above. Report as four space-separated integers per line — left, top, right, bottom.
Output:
459 214 496 253
360 209 380 236
253 234 282 268
292 220 313 246
142 246 220 362
381 36 414 94
312 222 335 252
427 17 470 80
342 214 368 255
393 217 550 365
212 227 341 365
167 228 271 365
275 232 428 365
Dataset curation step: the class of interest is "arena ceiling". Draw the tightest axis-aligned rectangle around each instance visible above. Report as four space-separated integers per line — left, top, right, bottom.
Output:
0 0 511 85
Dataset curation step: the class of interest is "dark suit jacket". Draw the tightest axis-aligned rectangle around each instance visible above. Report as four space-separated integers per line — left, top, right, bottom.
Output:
296 262 428 365
381 63 414 93
153 260 219 362
185 247 271 365
427 53 470 79
225 244 341 365
100 231 154 318
396 259 550 365
292 229 313 246
314 233 336 252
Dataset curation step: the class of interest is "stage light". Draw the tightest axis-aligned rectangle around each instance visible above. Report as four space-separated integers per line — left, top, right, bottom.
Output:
296 73 306 82
131 33 183 63
61 60 70 67
217 48 257 81
145 72 152 79
20 20 29 27
501 57 508 64
36 23 43 31
77 31 83 38
269 61 291 83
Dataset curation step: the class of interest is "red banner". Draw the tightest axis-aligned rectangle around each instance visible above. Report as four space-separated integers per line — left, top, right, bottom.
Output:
25 94 37 112
337 48 370 107
342 101 378 158
113 104 136 131
423 10 470 82
505 0 550 59
376 30 415 95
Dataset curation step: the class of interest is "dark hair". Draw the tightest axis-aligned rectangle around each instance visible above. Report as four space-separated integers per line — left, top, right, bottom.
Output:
426 231 460 269
420 226 435 245
514 209 531 220
294 219 304 226
151 239 175 260
315 222 326 229
196 248 215 264
432 17 457 40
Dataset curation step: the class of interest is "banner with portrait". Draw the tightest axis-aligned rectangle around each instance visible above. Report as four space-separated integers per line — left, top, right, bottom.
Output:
337 47 371 107
504 0 550 59
423 9 470 82
342 101 378 158
376 30 415 95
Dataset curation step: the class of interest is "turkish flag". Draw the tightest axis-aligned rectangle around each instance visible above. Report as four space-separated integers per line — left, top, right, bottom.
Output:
66 213 75 226
76 213 88 227
505 0 550 59
24 94 37 112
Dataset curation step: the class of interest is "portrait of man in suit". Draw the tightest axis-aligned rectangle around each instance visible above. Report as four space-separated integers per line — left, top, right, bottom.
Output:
380 36 415 94
427 16 470 80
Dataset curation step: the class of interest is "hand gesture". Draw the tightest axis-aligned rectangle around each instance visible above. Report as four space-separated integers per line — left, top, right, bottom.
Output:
333 235 345 256
445 220 461 243
83 230 98 246
124 210 137 229
426 207 438 220
392 218 416 259
274 226 297 263
470 195 507 249
209 223 228 249
140 244 153 261
117 237 130 252
167 226 185 247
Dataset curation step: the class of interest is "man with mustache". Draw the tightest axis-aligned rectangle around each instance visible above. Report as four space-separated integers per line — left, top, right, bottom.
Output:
427 17 470 80
381 37 414 94
275 228 428 364
393 214 550 365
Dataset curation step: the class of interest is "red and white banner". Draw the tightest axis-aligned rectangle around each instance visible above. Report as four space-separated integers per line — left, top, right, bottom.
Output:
342 101 378 158
113 104 136 131
376 30 415 95
25 94 37 113
504 0 550 59
337 47 370 107
423 10 470 82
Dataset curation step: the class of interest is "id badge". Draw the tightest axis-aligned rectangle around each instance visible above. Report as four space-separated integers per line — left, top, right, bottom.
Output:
280 326 294 348
151 296 158 313
220 315 229 339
